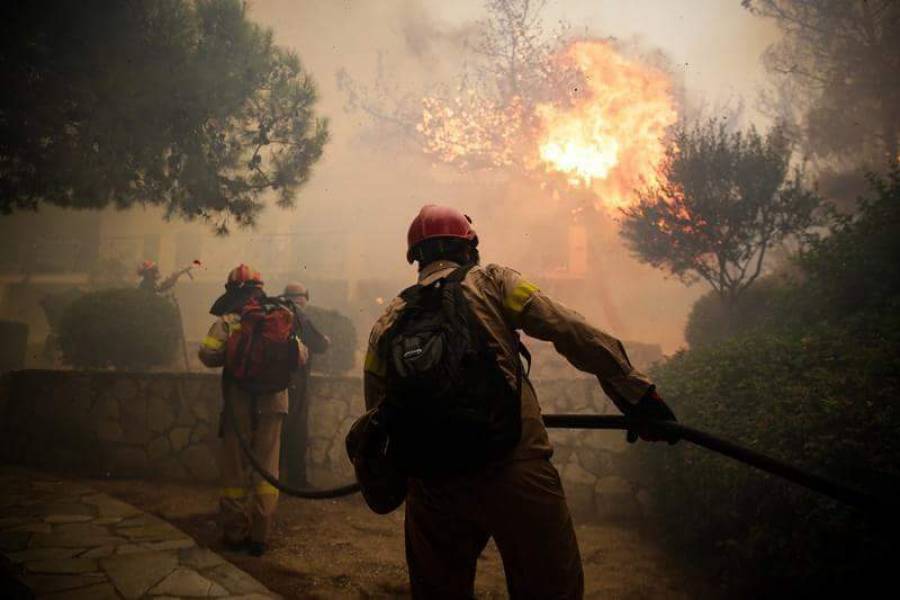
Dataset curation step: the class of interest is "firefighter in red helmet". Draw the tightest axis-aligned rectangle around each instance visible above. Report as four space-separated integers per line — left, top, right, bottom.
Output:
136 259 192 294
354 205 676 599
199 264 309 557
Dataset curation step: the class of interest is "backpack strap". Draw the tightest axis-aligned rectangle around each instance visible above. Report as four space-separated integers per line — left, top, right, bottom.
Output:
444 262 476 284
399 283 422 303
518 339 532 378
272 294 303 336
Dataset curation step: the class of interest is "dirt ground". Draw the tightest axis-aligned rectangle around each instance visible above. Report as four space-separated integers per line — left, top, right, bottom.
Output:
89 477 707 599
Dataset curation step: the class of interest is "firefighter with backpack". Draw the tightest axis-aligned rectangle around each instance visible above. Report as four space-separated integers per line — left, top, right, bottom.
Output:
198 264 309 557
350 205 677 599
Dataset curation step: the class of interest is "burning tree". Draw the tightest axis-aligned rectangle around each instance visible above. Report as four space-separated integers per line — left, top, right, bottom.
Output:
340 0 682 327
619 120 824 306
411 3 679 213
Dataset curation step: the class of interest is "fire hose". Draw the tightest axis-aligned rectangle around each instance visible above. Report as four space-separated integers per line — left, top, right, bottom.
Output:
226 395 888 512
224 392 360 499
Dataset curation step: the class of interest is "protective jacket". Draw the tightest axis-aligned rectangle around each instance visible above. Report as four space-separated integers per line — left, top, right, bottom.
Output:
199 313 310 412
199 311 308 544
363 260 653 462
363 259 653 599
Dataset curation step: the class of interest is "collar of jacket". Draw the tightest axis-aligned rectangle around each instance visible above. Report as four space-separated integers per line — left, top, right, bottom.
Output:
209 287 263 316
418 260 460 285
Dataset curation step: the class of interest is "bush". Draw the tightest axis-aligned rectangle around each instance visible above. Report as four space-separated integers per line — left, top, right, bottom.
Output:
303 305 357 374
639 171 900 596
58 288 181 370
635 317 900 596
798 169 900 318
684 275 793 348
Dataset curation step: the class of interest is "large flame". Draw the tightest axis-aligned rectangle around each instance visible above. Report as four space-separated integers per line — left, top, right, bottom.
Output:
536 41 677 209
416 39 677 211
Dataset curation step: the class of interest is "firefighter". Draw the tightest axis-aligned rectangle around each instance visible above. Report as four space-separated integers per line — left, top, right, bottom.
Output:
198 264 309 556
280 282 330 487
360 205 677 599
137 259 190 294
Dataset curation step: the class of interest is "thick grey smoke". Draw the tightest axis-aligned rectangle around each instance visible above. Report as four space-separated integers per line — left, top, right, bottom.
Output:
1 1 781 358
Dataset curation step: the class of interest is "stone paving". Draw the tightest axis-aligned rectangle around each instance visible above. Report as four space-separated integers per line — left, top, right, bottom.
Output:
0 467 280 599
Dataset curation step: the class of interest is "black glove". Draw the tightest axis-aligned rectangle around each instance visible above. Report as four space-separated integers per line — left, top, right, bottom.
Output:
625 387 679 445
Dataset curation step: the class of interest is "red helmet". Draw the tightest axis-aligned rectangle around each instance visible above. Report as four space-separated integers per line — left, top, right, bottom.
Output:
406 205 478 263
226 264 263 288
137 260 158 276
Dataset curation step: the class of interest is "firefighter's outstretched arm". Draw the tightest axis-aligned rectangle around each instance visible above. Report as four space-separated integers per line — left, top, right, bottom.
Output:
157 265 193 293
501 275 651 411
499 272 678 442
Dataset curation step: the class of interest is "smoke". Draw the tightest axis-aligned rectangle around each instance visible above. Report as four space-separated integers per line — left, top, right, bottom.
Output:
1 1 783 359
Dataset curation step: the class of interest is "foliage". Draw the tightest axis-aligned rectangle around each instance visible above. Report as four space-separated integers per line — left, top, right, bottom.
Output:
304 305 357 374
636 172 900 596
57 288 180 370
636 319 900 596
0 0 328 232
337 0 576 169
798 168 900 317
474 0 555 101
87 258 131 289
620 120 823 304
683 274 793 348
744 0 899 168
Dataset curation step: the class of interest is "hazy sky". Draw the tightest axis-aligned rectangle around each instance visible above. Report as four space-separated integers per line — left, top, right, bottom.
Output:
250 0 780 126
436 1 778 113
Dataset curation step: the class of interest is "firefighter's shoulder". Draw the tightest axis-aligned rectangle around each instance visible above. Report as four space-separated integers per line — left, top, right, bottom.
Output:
364 296 405 377
367 296 406 348
481 263 541 317
481 263 533 285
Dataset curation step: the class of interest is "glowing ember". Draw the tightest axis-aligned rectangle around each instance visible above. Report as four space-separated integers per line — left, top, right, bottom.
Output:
417 93 526 169
536 41 678 209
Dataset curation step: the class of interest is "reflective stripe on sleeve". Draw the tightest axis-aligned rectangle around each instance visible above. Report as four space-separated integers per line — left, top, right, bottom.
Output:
221 487 246 499
255 481 279 496
364 349 386 377
202 336 224 350
504 280 540 316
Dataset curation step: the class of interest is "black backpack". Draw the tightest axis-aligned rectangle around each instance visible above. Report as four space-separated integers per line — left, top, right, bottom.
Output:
379 264 523 478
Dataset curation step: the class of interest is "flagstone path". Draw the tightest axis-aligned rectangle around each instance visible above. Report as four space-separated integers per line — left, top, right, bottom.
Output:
0 467 279 599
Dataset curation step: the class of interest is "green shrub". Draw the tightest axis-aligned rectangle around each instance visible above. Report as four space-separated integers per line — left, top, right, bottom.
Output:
639 171 900 596
304 305 357 374
798 169 900 317
635 317 900 596
58 288 181 369
684 275 794 348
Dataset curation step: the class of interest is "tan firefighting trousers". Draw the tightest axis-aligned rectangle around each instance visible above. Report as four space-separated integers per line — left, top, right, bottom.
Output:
405 458 584 600
219 396 284 544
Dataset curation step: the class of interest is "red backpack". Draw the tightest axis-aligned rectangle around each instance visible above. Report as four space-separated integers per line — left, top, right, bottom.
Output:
225 297 300 394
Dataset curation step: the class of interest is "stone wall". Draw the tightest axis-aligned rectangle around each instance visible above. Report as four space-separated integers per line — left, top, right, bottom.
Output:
1 371 646 521
309 376 647 521
533 379 645 521
0 371 223 483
